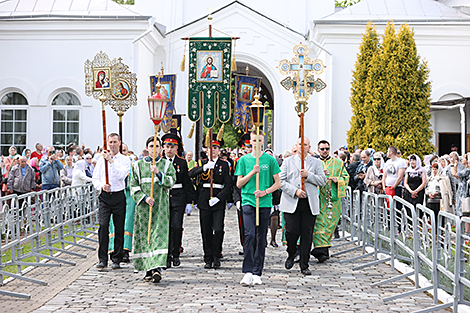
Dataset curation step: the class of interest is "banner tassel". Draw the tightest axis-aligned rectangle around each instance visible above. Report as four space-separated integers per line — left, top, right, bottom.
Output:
180 41 186 72
217 124 225 141
205 130 211 147
231 40 237 72
187 123 195 138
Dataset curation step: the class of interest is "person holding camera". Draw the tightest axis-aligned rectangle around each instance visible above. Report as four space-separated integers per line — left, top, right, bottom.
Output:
39 146 64 190
354 150 373 194
364 152 384 195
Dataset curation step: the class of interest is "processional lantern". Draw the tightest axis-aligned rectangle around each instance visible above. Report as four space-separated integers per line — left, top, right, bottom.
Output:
146 71 170 244
278 43 327 190
250 89 266 226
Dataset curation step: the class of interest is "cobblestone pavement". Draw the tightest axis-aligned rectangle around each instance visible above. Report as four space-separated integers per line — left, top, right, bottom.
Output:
2 208 450 312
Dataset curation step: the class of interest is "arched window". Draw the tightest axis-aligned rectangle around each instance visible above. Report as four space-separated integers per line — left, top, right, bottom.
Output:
52 92 80 151
0 92 28 156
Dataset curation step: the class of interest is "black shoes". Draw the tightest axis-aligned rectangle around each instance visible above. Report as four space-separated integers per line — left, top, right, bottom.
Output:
96 261 107 268
122 251 130 263
152 269 162 283
239 251 244 255
301 268 312 275
144 270 153 281
173 257 181 267
317 255 328 263
270 241 279 248
111 262 121 269
213 257 221 269
204 262 213 269
285 258 294 270
294 254 301 263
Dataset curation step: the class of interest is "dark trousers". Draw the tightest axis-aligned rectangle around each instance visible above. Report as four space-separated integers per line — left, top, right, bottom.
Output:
199 208 225 263
169 204 185 258
284 198 316 270
237 206 245 249
98 191 126 264
242 205 270 276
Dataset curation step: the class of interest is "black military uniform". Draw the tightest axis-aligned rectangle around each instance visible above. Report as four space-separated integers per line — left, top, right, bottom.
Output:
189 135 232 269
162 133 194 267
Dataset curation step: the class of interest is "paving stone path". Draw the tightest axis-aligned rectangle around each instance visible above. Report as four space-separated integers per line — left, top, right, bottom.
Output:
1 208 449 312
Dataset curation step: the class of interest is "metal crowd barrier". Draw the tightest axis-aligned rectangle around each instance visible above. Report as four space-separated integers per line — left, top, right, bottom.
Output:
333 191 470 312
0 184 99 299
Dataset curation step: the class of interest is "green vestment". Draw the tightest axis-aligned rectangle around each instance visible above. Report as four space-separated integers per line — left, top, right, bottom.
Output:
130 157 176 271
313 157 349 248
109 160 136 252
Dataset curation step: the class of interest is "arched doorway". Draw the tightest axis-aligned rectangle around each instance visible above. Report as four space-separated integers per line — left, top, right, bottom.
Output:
233 62 275 150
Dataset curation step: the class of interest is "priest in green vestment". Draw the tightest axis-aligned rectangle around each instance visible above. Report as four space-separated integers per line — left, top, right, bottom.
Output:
130 136 176 283
312 140 349 263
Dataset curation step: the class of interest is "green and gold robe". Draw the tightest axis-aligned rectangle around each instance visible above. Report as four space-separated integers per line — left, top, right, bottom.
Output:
109 159 137 253
130 156 176 271
313 157 349 249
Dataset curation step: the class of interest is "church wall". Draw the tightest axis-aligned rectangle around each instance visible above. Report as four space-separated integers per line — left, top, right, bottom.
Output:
0 19 150 153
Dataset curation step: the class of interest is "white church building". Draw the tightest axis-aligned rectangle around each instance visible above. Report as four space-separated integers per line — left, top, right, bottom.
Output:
0 0 469 157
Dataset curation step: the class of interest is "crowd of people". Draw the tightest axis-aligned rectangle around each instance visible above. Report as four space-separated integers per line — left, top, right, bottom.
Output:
2 133 468 285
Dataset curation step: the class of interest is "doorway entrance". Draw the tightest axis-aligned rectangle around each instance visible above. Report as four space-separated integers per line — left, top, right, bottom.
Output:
439 133 460 155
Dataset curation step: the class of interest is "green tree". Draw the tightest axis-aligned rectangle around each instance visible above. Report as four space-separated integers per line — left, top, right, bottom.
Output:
335 0 361 7
361 22 433 158
347 21 379 150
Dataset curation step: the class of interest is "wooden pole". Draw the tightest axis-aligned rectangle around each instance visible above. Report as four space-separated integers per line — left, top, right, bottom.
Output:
118 113 123 154
256 125 260 226
100 96 109 185
148 125 158 245
300 106 305 191
209 127 214 198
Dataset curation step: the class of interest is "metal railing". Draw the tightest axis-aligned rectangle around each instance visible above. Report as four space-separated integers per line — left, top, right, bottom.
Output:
335 190 470 312
0 184 99 299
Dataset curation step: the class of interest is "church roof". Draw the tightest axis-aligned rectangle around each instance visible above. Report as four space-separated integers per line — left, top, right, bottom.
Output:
0 0 149 20
315 0 470 24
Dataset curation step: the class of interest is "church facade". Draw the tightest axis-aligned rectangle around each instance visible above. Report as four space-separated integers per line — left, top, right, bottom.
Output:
0 0 469 156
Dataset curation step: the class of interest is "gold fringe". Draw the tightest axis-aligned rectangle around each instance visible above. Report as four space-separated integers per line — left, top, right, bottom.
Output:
231 40 237 72
187 123 195 138
205 131 211 147
180 54 185 72
217 124 225 141
180 41 186 72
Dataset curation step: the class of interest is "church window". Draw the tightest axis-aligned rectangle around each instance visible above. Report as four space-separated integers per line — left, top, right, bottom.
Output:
0 92 28 156
52 92 80 151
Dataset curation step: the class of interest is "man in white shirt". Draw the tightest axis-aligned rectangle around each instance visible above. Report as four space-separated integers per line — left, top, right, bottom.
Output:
92 133 131 270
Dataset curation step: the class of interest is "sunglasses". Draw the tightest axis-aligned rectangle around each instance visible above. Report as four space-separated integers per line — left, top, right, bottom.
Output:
319 147 330 151
373 158 381 161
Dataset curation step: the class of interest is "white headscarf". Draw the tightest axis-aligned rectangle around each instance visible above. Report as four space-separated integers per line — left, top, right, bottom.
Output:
72 160 87 177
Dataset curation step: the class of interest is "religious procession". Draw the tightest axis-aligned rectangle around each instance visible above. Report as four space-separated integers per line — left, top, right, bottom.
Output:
2 0 470 311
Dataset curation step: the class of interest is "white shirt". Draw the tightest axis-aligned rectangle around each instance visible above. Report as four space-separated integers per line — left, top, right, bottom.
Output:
385 157 406 187
92 152 131 192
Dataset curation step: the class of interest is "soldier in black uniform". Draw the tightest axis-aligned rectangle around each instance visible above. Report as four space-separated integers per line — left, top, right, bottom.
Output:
189 134 232 269
162 133 194 268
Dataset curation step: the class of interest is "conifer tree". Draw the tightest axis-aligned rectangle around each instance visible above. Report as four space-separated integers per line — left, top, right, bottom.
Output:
364 22 433 157
347 21 379 149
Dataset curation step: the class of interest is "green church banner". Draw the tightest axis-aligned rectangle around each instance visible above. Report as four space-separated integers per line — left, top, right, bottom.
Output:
188 37 232 128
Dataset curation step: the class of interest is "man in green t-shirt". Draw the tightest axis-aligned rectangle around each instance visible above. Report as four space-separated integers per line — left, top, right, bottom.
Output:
235 130 281 286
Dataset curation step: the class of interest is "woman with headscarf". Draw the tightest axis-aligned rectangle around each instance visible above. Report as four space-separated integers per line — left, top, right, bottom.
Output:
29 157 42 192
22 148 31 160
403 154 426 208
426 163 453 225
3 146 19 195
71 160 92 187
451 153 470 235
364 152 384 194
